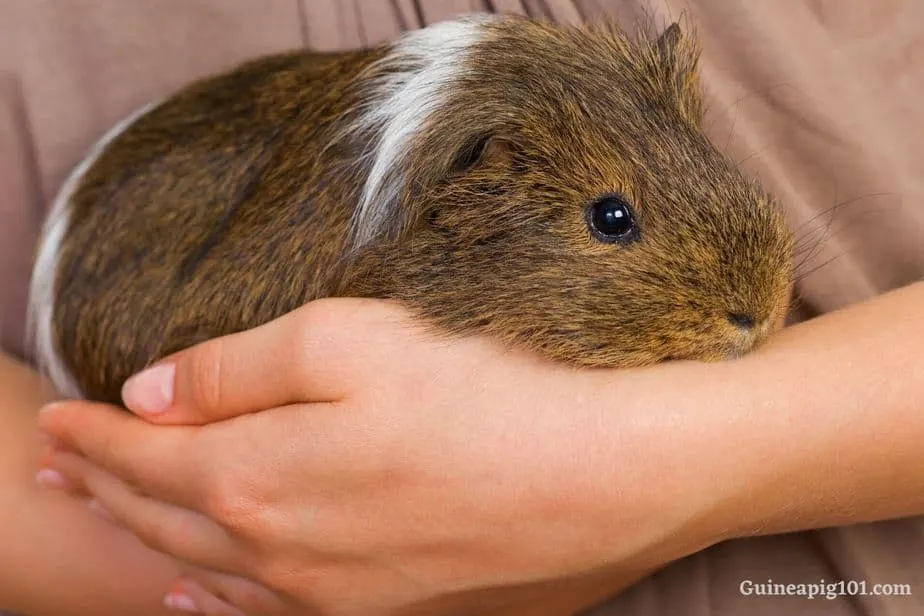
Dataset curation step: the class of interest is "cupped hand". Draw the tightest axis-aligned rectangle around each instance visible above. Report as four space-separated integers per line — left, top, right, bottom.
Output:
36 298 729 616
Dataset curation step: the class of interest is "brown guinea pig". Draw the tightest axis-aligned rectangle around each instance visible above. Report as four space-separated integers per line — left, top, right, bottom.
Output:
28 14 794 404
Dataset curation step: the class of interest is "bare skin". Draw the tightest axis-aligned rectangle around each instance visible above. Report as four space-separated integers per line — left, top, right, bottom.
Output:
0 352 182 616
31 281 924 616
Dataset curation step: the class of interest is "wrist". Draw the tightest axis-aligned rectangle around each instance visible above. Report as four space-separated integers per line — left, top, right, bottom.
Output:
551 360 739 572
692 284 924 540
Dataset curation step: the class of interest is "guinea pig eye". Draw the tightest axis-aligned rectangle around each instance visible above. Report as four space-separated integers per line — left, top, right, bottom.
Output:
449 135 515 175
586 195 639 243
451 136 491 173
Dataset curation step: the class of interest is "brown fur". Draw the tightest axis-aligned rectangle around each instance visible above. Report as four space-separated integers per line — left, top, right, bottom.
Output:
51 15 793 403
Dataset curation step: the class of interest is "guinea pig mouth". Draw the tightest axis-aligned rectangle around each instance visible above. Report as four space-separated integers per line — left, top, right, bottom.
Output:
661 333 764 364
725 327 769 360
723 347 747 361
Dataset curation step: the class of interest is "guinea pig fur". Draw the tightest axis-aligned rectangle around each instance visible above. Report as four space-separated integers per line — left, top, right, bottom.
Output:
28 13 794 404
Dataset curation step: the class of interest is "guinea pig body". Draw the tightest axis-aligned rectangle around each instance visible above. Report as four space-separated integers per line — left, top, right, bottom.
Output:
29 14 794 403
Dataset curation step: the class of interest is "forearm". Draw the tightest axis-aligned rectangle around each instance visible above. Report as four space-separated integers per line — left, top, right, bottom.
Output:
0 353 179 616
572 282 924 568
494 283 923 616
716 280 924 536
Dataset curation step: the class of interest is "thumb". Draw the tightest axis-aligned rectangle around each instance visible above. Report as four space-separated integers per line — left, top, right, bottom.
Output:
120 298 387 424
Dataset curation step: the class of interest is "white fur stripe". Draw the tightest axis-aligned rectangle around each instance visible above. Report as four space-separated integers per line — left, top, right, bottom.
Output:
348 13 496 248
27 101 159 399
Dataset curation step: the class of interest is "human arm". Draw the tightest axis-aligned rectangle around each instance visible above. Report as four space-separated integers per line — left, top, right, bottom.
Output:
34 281 924 615
0 351 183 616
34 284 924 613
703 279 924 536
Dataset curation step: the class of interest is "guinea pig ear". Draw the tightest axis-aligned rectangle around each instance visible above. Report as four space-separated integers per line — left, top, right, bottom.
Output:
656 22 683 59
651 20 703 125
449 134 515 175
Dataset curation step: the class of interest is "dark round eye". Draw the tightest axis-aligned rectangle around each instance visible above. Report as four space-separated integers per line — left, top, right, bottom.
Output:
586 195 638 243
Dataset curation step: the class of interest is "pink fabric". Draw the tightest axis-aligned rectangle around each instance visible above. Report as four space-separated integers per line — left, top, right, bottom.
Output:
1 1 921 614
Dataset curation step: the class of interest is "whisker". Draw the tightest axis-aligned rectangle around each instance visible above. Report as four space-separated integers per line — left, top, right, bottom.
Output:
795 253 844 283
789 190 902 288
733 144 772 169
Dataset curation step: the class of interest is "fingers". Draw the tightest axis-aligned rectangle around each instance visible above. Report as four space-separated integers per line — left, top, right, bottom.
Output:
121 298 408 425
46 449 244 576
169 571 293 616
165 577 247 616
37 400 208 510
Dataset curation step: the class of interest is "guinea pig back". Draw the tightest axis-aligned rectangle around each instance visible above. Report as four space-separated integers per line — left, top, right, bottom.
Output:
28 14 794 403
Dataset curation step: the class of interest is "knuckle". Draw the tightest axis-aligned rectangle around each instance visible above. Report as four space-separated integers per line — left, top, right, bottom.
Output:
94 428 120 468
291 301 334 349
94 432 142 487
132 513 172 554
251 556 320 600
130 508 203 558
203 473 258 535
183 339 226 415
291 298 393 367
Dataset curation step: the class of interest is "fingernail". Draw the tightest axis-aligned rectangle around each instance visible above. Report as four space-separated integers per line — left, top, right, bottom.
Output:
88 499 115 522
122 363 176 414
164 592 200 613
36 468 70 489
37 401 63 419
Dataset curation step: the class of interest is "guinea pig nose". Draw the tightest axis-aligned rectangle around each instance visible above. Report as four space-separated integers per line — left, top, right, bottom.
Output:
727 312 756 330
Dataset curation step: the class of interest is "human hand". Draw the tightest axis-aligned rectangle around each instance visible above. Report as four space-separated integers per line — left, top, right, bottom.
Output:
36 298 731 616
0 352 183 616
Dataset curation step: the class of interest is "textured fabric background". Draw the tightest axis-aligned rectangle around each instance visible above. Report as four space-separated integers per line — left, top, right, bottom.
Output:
1 1 921 614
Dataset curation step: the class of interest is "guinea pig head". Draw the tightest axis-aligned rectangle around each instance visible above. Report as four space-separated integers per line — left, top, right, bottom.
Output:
341 16 794 367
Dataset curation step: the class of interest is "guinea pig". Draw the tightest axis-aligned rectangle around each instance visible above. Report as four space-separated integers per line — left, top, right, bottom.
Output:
28 13 794 404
